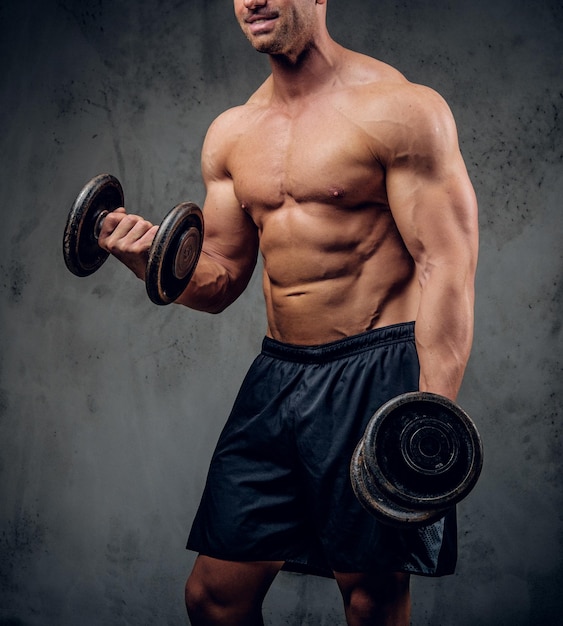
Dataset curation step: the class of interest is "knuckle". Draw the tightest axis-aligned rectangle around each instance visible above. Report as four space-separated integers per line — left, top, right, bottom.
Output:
122 214 139 228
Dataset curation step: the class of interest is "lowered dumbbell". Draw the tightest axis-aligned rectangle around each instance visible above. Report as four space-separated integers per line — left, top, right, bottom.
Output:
63 174 203 305
350 392 483 527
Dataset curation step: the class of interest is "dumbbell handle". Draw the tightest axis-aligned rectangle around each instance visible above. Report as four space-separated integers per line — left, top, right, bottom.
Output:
93 210 109 240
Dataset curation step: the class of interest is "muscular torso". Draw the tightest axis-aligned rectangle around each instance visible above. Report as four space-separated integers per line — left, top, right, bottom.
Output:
219 60 421 344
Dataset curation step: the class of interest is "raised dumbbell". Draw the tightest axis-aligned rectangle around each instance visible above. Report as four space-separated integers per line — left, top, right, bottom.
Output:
63 174 204 305
350 392 483 527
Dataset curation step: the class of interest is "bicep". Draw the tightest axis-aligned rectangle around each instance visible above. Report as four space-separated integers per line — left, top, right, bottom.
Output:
202 177 259 274
200 131 259 292
385 105 478 274
388 165 478 272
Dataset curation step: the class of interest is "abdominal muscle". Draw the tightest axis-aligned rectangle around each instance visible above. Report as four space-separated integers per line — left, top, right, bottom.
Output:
257 201 420 345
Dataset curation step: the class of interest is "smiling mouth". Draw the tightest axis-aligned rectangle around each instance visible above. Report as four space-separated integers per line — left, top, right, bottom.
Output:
246 11 278 23
245 13 278 33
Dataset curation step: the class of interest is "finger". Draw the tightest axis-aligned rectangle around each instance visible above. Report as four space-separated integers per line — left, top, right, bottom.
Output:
105 214 152 241
97 213 139 251
104 218 156 256
118 220 157 246
98 209 129 240
124 224 159 254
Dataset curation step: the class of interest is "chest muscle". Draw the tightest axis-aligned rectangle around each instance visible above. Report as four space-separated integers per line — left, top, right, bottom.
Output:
227 105 387 223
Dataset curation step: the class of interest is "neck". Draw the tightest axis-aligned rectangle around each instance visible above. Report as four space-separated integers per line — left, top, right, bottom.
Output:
268 34 342 102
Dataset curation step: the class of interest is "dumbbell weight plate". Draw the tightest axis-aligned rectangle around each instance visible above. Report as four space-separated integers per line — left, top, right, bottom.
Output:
145 202 204 305
63 174 124 277
350 443 446 527
350 392 483 527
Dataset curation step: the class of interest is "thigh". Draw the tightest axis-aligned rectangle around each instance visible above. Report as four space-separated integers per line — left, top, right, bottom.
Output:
187 555 283 607
187 354 310 562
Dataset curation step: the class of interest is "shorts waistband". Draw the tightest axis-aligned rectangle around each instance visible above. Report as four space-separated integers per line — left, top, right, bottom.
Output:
261 322 415 364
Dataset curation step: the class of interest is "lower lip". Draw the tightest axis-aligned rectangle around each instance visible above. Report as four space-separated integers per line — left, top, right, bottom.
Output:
248 18 277 35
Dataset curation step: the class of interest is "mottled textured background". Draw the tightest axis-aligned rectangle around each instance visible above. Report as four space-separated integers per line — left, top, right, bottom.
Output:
1 1 561 624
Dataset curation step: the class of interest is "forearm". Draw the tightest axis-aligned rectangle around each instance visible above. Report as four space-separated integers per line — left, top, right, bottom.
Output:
173 251 241 313
415 265 475 401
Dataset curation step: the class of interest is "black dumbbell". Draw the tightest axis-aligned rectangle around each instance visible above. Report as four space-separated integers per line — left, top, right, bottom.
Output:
63 174 203 305
350 392 483 527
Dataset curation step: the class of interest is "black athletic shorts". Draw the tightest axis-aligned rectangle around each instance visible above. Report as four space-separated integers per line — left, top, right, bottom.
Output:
187 322 457 578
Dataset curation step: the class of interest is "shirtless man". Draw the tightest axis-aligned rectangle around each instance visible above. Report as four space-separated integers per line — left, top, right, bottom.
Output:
98 1 478 624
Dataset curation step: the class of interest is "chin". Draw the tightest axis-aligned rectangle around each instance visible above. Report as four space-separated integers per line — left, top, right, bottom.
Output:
248 38 282 55
255 42 283 54
241 26 283 54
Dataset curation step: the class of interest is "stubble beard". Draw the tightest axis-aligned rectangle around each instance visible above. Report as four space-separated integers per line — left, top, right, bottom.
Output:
241 8 311 58
243 23 289 56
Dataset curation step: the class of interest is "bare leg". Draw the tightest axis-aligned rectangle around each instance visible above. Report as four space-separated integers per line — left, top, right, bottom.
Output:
334 570 411 626
185 555 284 626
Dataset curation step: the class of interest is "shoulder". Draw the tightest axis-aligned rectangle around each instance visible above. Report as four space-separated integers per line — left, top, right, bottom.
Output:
348 52 453 125
343 55 458 163
201 81 272 179
202 79 272 159
334 49 457 142
206 77 272 137
342 48 449 107
376 81 456 136
381 83 457 158
203 104 255 149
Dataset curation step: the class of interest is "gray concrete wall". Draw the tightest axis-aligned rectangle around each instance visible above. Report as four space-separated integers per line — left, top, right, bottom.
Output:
1 0 561 624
